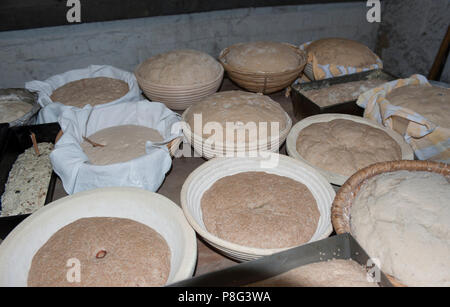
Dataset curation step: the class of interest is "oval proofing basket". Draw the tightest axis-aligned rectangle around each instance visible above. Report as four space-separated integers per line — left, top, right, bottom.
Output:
181 153 335 261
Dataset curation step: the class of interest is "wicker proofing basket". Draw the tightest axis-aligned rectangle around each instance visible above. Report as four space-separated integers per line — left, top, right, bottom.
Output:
135 64 224 111
181 153 335 262
331 160 450 287
286 114 414 185
181 108 292 159
219 44 306 94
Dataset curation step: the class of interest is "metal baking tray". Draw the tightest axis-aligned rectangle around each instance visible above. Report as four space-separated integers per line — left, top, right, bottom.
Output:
0 123 60 239
169 233 393 287
290 69 396 119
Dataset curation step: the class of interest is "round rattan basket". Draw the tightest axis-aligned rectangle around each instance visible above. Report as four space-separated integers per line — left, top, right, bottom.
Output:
219 43 306 94
331 160 450 287
181 153 335 262
181 107 292 159
135 62 224 111
286 114 414 185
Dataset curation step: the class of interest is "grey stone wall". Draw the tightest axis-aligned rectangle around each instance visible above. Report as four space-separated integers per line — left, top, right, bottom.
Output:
0 2 379 88
376 0 450 82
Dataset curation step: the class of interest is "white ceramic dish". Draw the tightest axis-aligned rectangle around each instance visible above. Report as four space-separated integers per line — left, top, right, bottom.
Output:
181 153 335 261
286 113 414 186
0 187 197 286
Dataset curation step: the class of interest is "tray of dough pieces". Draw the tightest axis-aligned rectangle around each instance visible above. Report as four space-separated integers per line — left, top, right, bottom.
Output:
0 123 60 239
290 69 396 119
169 233 393 287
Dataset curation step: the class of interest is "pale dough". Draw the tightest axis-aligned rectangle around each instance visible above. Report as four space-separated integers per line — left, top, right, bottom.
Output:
351 170 450 287
50 77 129 108
248 259 378 287
224 41 301 73
81 125 163 165
306 38 378 67
0 100 33 123
185 90 288 144
386 84 450 128
201 171 319 249
296 119 402 177
27 217 171 287
138 49 222 86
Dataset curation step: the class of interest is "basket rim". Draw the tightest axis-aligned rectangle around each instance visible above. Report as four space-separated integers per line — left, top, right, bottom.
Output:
331 160 449 287
286 113 414 185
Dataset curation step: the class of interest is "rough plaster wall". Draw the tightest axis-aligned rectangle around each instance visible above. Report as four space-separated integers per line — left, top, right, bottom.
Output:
0 2 379 88
376 0 450 82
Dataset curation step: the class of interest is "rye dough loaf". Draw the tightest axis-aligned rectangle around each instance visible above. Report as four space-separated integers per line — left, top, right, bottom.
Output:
81 125 163 165
224 41 301 73
27 217 171 287
351 170 450 287
201 171 319 249
50 77 129 107
296 119 402 177
138 49 222 86
185 91 288 144
386 84 450 128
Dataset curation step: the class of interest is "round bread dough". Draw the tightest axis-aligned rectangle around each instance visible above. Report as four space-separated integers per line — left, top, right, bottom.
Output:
351 170 450 287
81 125 163 165
50 77 129 108
0 100 33 123
28 217 171 287
185 90 288 145
296 119 402 177
306 38 378 67
248 259 378 287
201 171 319 249
224 41 301 73
137 49 222 86
386 84 450 128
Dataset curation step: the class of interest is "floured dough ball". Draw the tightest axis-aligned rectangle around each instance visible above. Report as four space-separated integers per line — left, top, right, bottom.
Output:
224 41 302 73
306 38 379 68
351 170 450 286
81 125 163 165
137 49 222 86
50 77 129 108
0 100 33 123
28 217 171 287
386 85 450 128
201 171 319 249
185 90 288 145
296 119 402 177
248 259 378 287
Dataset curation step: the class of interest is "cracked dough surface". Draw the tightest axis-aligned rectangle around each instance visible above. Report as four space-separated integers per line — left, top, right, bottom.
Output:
296 119 402 177
138 49 222 86
351 171 450 287
81 125 163 165
201 171 319 249
248 259 377 287
386 85 450 128
185 90 287 144
50 77 129 107
224 41 301 73
27 217 171 287
306 38 378 67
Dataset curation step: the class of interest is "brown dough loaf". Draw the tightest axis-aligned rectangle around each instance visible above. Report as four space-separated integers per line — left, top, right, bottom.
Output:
50 77 129 107
201 172 319 249
27 217 171 287
185 91 288 144
138 49 222 86
81 125 163 165
296 119 402 177
247 259 378 287
386 85 450 128
224 41 301 73
306 38 378 67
